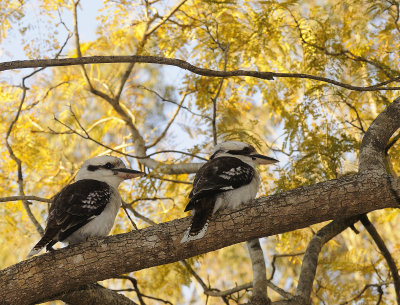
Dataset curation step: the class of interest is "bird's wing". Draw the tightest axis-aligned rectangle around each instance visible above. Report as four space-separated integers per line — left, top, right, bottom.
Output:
46 179 112 241
185 157 254 211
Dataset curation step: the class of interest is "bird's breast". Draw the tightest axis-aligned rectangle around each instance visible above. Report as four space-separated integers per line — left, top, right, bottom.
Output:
65 188 121 244
214 173 261 213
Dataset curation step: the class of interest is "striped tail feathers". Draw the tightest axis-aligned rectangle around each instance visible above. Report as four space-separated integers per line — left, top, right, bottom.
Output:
181 197 215 243
27 230 57 258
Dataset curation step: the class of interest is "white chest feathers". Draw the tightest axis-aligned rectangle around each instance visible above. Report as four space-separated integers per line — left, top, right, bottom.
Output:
213 172 261 213
65 188 121 244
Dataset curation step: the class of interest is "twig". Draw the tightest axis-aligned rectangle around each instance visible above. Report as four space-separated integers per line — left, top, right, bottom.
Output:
123 205 157 226
269 252 305 281
115 276 146 305
339 282 391 305
342 100 366 133
145 150 207 161
210 44 229 145
121 204 139 230
146 91 189 149
289 8 397 78
5 69 46 236
138 85 211 120
145 0 187 37
360 214 400 304
126 197 174 205
0 196 52 203
52 111 207 161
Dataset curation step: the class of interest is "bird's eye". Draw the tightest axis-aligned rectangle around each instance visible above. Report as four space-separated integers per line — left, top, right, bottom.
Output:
104 162 114 169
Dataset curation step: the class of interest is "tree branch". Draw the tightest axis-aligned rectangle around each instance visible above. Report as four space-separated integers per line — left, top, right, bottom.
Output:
0 196 52 203
360 214 400 304
295 216 360 303
339 282 390 305
57 283 138 305
247 238 270 304
5 70 45 236
359 97 400 173
3 55 400 91
1 171 399 305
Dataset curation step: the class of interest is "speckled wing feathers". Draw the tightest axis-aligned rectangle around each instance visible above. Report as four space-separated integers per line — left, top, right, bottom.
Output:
185 157 255 211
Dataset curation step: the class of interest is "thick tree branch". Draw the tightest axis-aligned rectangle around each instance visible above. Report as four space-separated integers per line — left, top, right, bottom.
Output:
3 56 400 91
1 171 399 305
359 96 400 173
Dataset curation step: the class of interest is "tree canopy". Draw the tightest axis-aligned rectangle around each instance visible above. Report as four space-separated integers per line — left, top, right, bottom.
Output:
0 0 399 304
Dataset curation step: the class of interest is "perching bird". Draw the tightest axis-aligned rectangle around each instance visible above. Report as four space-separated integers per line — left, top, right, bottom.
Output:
181 141 278 243
27 155 144 257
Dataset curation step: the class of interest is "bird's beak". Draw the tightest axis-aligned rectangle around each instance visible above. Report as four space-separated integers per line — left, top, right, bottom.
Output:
251 153 279 165
113 168 145 179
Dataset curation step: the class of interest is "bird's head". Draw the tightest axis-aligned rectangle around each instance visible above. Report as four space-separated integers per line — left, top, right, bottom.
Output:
76 155 145 188
210 141 279 166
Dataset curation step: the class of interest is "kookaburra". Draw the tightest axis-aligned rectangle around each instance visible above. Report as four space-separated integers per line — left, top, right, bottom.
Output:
181 141 278 243
27 155 144 257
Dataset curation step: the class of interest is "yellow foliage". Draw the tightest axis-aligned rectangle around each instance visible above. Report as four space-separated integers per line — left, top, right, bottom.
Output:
0 0 399 303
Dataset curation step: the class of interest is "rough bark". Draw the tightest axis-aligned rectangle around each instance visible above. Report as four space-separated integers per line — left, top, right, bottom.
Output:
0 171 399 305
58 284 137 305
359 96 400 173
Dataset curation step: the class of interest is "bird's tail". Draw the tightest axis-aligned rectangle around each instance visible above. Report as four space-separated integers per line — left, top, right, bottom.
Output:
181 197 215 243
27 233 54 258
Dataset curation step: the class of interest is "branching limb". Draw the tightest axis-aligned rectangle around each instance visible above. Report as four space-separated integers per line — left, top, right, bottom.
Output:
295 216 360 303
51 109 207 162
339 282 390 305
5 70 46 235
342 100 366 133
269 252 305 281
114 275 174 305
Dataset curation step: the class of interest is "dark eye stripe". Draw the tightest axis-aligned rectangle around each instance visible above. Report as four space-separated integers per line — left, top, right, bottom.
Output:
87 165 100 171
